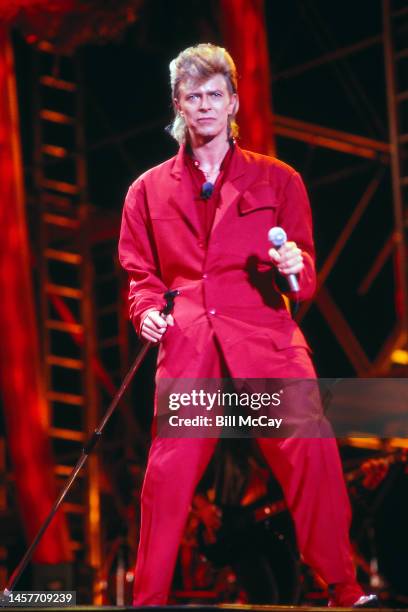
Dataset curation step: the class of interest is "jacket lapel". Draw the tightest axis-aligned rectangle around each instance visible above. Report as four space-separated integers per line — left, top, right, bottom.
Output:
211 145 248 234
168 145 201 237
167 144 259 238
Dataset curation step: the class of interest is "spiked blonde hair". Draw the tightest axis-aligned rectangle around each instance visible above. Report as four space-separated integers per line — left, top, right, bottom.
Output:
168 43 239 144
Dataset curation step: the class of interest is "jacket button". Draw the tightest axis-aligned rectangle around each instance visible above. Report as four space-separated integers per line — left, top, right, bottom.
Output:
202 273 208 279
208 308 216 316
198 240 205 248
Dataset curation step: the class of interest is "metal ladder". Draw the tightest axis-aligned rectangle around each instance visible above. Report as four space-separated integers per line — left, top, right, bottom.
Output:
382 0 408 368
32 41 101 597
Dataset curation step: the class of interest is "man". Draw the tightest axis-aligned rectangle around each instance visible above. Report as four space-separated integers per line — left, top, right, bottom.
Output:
119 43 375 607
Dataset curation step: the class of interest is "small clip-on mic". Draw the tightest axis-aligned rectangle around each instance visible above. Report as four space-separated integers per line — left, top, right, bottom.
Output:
201 181 214 199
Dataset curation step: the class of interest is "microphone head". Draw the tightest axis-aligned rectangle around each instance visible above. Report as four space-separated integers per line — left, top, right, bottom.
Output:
268 226 287 248
201 181 214 199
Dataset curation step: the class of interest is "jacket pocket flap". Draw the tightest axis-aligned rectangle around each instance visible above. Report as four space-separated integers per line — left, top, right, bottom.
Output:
271 327 312 353
239 183 279 214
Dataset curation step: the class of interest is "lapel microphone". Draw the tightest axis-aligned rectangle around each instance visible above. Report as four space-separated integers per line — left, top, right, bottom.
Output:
201 181 214 200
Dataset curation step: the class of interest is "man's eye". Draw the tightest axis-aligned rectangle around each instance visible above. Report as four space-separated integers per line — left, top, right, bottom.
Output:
211 92 222 97
187 94 198 101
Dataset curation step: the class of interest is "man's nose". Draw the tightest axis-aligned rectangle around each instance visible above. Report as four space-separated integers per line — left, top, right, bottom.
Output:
199 94 211 110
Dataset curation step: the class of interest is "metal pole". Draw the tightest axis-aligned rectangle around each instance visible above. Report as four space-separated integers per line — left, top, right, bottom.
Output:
3 289 179 596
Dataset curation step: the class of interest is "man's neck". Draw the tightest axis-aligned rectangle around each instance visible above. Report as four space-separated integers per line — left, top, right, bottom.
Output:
188 132 231 171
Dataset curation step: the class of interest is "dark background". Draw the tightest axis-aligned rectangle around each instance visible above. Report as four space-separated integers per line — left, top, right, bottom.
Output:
5 1 407 602
14 0 394 378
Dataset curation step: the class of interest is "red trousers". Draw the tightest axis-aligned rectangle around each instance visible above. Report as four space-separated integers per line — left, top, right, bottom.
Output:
132 335 361 605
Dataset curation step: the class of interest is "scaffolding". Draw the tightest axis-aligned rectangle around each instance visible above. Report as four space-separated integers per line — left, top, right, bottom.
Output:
5 0 408 602
32 41 101 597
271 0 408 375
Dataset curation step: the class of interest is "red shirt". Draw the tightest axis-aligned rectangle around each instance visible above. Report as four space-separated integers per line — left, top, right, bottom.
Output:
184 144 235 241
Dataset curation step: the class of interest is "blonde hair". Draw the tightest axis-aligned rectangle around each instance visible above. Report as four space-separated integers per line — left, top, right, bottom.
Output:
168 43 239 144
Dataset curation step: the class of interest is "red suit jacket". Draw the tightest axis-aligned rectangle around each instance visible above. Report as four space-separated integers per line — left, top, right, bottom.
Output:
119 144 316 378
119 146 362 606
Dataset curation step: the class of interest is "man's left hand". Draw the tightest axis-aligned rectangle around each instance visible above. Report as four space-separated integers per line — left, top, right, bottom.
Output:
268 241 304 276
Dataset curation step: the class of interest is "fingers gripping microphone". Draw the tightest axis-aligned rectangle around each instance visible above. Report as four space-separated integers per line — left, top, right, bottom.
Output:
268 226 300 293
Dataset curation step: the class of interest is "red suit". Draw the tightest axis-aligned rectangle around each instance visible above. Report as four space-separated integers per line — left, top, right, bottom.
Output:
119 144 362 605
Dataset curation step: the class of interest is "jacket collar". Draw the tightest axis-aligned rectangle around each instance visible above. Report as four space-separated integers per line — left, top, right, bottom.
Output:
168 143 256 237
170 142 247 183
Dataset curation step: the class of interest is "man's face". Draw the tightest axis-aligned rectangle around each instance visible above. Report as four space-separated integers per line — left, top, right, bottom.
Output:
175 74 237 143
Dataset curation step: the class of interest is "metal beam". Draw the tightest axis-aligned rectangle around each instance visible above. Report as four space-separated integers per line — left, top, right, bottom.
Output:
274 34 383 81
298 170 384 324
383 0 408 333
317 171 384 288
274 114 390 160
315 286 372 375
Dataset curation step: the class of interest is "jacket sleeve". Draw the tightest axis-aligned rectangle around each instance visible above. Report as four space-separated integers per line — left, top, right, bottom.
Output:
276 171 316 301
118 178 168 335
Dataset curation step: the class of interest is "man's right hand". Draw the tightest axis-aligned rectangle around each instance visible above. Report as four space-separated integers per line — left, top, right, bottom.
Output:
141 309 174 343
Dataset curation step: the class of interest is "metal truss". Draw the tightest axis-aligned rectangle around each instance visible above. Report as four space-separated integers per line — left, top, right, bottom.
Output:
27 39 140 602
271 0 408 376
31 41 102 598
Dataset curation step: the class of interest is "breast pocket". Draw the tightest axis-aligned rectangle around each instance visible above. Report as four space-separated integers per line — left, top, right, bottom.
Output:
224 186 280 260
239 182 280 216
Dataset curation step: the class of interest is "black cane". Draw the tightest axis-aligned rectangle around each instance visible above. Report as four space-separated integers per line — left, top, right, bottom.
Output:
3 289 179 596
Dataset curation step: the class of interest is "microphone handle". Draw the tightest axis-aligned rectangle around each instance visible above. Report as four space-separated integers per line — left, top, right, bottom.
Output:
272 240 300 293
287 273 299 293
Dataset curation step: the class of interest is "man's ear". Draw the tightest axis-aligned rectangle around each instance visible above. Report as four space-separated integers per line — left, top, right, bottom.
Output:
230 93 239 116
174 98 181 113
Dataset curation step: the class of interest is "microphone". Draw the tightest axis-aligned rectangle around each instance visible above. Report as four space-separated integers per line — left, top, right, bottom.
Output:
201 181 214 199
268 226 300 293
